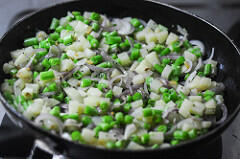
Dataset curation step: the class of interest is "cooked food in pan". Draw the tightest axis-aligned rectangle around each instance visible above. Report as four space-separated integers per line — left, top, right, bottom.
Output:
1 11 227 149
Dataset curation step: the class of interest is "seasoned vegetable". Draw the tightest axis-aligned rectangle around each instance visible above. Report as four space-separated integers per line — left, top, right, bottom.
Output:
1 11 226 150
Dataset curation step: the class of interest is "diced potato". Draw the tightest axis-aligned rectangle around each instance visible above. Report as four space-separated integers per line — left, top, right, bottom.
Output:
140 48 148 57
145 32 158 44
124 124 137 139
87 87 102 97
129 61 139 71
11 49 24 60
189 76 212 91
131 100 143 109
79 65 90 75
149 92 161 100
22 87 34 99
3 62 15 74
66 50 84 60
135 59 152 74
150 79 163 93
181 123 194 132
71 21 89 36
189 96 202 102
132 74 145 85
1 81 13 93
69 100 85 114
166 101 176 108
205 99 216 115
118 52 131 66
131 107 143 120
112 86 123 97
68 78 80 87
76 36 91 51
184 50 197 62
179 99 193 118
81 128 97 144
60 59 74 72
84 48 96 58
145 42 156 51
98 132 117 145
149 131 164 145
156 30 168 44
202 121 212 129
161 65 173 79
135 30 146 41
127 142 144 150
176 85 190 95
190 101 205 116
154 100 166 111
23 99 44 119
64 87 83 103
14 54 28 67
16 67 32 83
145 52 160 66
24 47 35 57
166 32 179 45
60 30 74 39
84 96 110 106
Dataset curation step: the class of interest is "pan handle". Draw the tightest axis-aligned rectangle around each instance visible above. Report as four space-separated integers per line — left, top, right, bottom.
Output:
0 126 35 158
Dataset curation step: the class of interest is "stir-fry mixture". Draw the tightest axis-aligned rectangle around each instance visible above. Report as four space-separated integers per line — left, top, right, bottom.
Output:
1 11 227 149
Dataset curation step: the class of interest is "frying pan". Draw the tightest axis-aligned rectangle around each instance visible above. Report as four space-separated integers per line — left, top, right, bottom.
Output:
0 0 240 158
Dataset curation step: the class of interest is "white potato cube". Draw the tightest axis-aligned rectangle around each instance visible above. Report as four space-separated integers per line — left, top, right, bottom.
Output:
166 32 179 45
150 79 163 93
189 76 212 91
127 142 144 150
189 96 202 102
184 50 197 62
149 132 164 144
87 87 102 97
132 74 145 85
149 92 161 100
156 30 168 44
69 100 85 114
179 99 193 118
16 67 32 83
81 128 97 144
145 52 160 66
135 59 152 74
124 124 137 139
60 59 74 72
112 86 123 97
131 100 143 109
205 99 216 115
190 101 205 116
118 52 131 66
64 87 83 103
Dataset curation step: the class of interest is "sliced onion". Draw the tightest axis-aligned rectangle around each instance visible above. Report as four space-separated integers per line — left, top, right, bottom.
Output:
112 19 134 35
35 113 63 134
160 55 180 60
190 40 205 54
215 104 228 125
194 58 202 71
25 54 36 68
62 66 80 80
162 107 178 119
85 63 112 72
183 59 193 73
100 51 127 74
177 25 188 37
109 74 127 89
185 70 197 87
203 48 215 64
39 92 56 98
139 19 147 27
143 81 149 95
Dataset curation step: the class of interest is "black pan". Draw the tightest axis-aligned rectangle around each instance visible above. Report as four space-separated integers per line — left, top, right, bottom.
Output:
0 0 240 158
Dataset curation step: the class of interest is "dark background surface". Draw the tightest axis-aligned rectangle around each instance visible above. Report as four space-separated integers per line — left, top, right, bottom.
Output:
0 0 239 159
